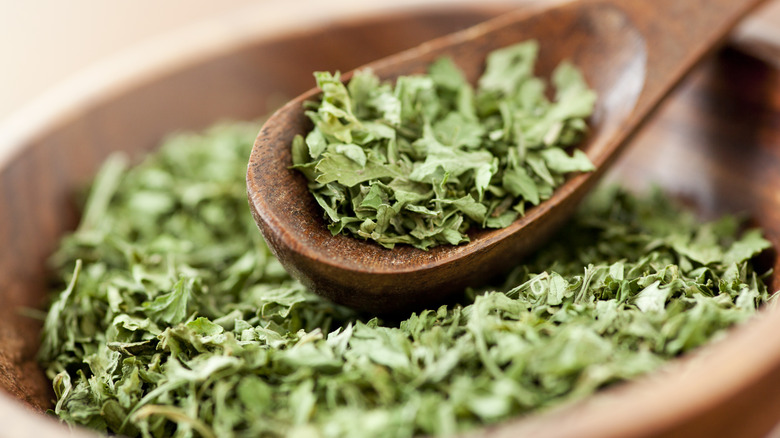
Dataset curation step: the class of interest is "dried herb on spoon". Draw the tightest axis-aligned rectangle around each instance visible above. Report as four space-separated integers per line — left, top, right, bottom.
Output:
292 40 597 250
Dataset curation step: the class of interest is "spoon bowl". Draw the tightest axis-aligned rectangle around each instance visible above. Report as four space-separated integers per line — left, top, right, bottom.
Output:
248 0 765 313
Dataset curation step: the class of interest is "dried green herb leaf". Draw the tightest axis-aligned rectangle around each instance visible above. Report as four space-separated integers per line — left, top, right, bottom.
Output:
294 40 597 250
40 121 773 438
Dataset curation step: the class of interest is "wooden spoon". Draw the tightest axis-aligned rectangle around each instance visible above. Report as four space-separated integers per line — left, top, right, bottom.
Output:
247 0 767 314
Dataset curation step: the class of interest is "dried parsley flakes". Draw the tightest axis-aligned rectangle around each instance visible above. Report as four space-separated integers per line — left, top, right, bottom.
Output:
39 121 772 438
292 40 597 250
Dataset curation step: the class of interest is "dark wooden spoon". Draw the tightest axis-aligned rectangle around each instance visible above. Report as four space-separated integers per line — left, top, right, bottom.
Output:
247 0 767 314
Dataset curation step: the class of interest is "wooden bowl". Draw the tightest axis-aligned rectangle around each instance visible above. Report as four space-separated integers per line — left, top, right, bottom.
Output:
2 1 780 436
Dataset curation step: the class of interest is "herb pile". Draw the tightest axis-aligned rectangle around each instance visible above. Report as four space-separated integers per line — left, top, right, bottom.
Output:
292 40 596 250
39 122 772 438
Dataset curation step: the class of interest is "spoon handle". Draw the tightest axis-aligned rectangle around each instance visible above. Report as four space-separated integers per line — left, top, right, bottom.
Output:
618 0 768 119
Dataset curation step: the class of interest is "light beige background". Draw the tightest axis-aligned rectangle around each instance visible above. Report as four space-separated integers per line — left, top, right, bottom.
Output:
0 0 259 122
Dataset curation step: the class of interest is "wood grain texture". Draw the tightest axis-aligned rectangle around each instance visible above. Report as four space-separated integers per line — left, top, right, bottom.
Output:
247 0 766 314
2 1 780 437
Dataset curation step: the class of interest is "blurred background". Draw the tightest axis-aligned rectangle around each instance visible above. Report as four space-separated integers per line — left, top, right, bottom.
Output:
0 0 262 121
3 0 780 128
